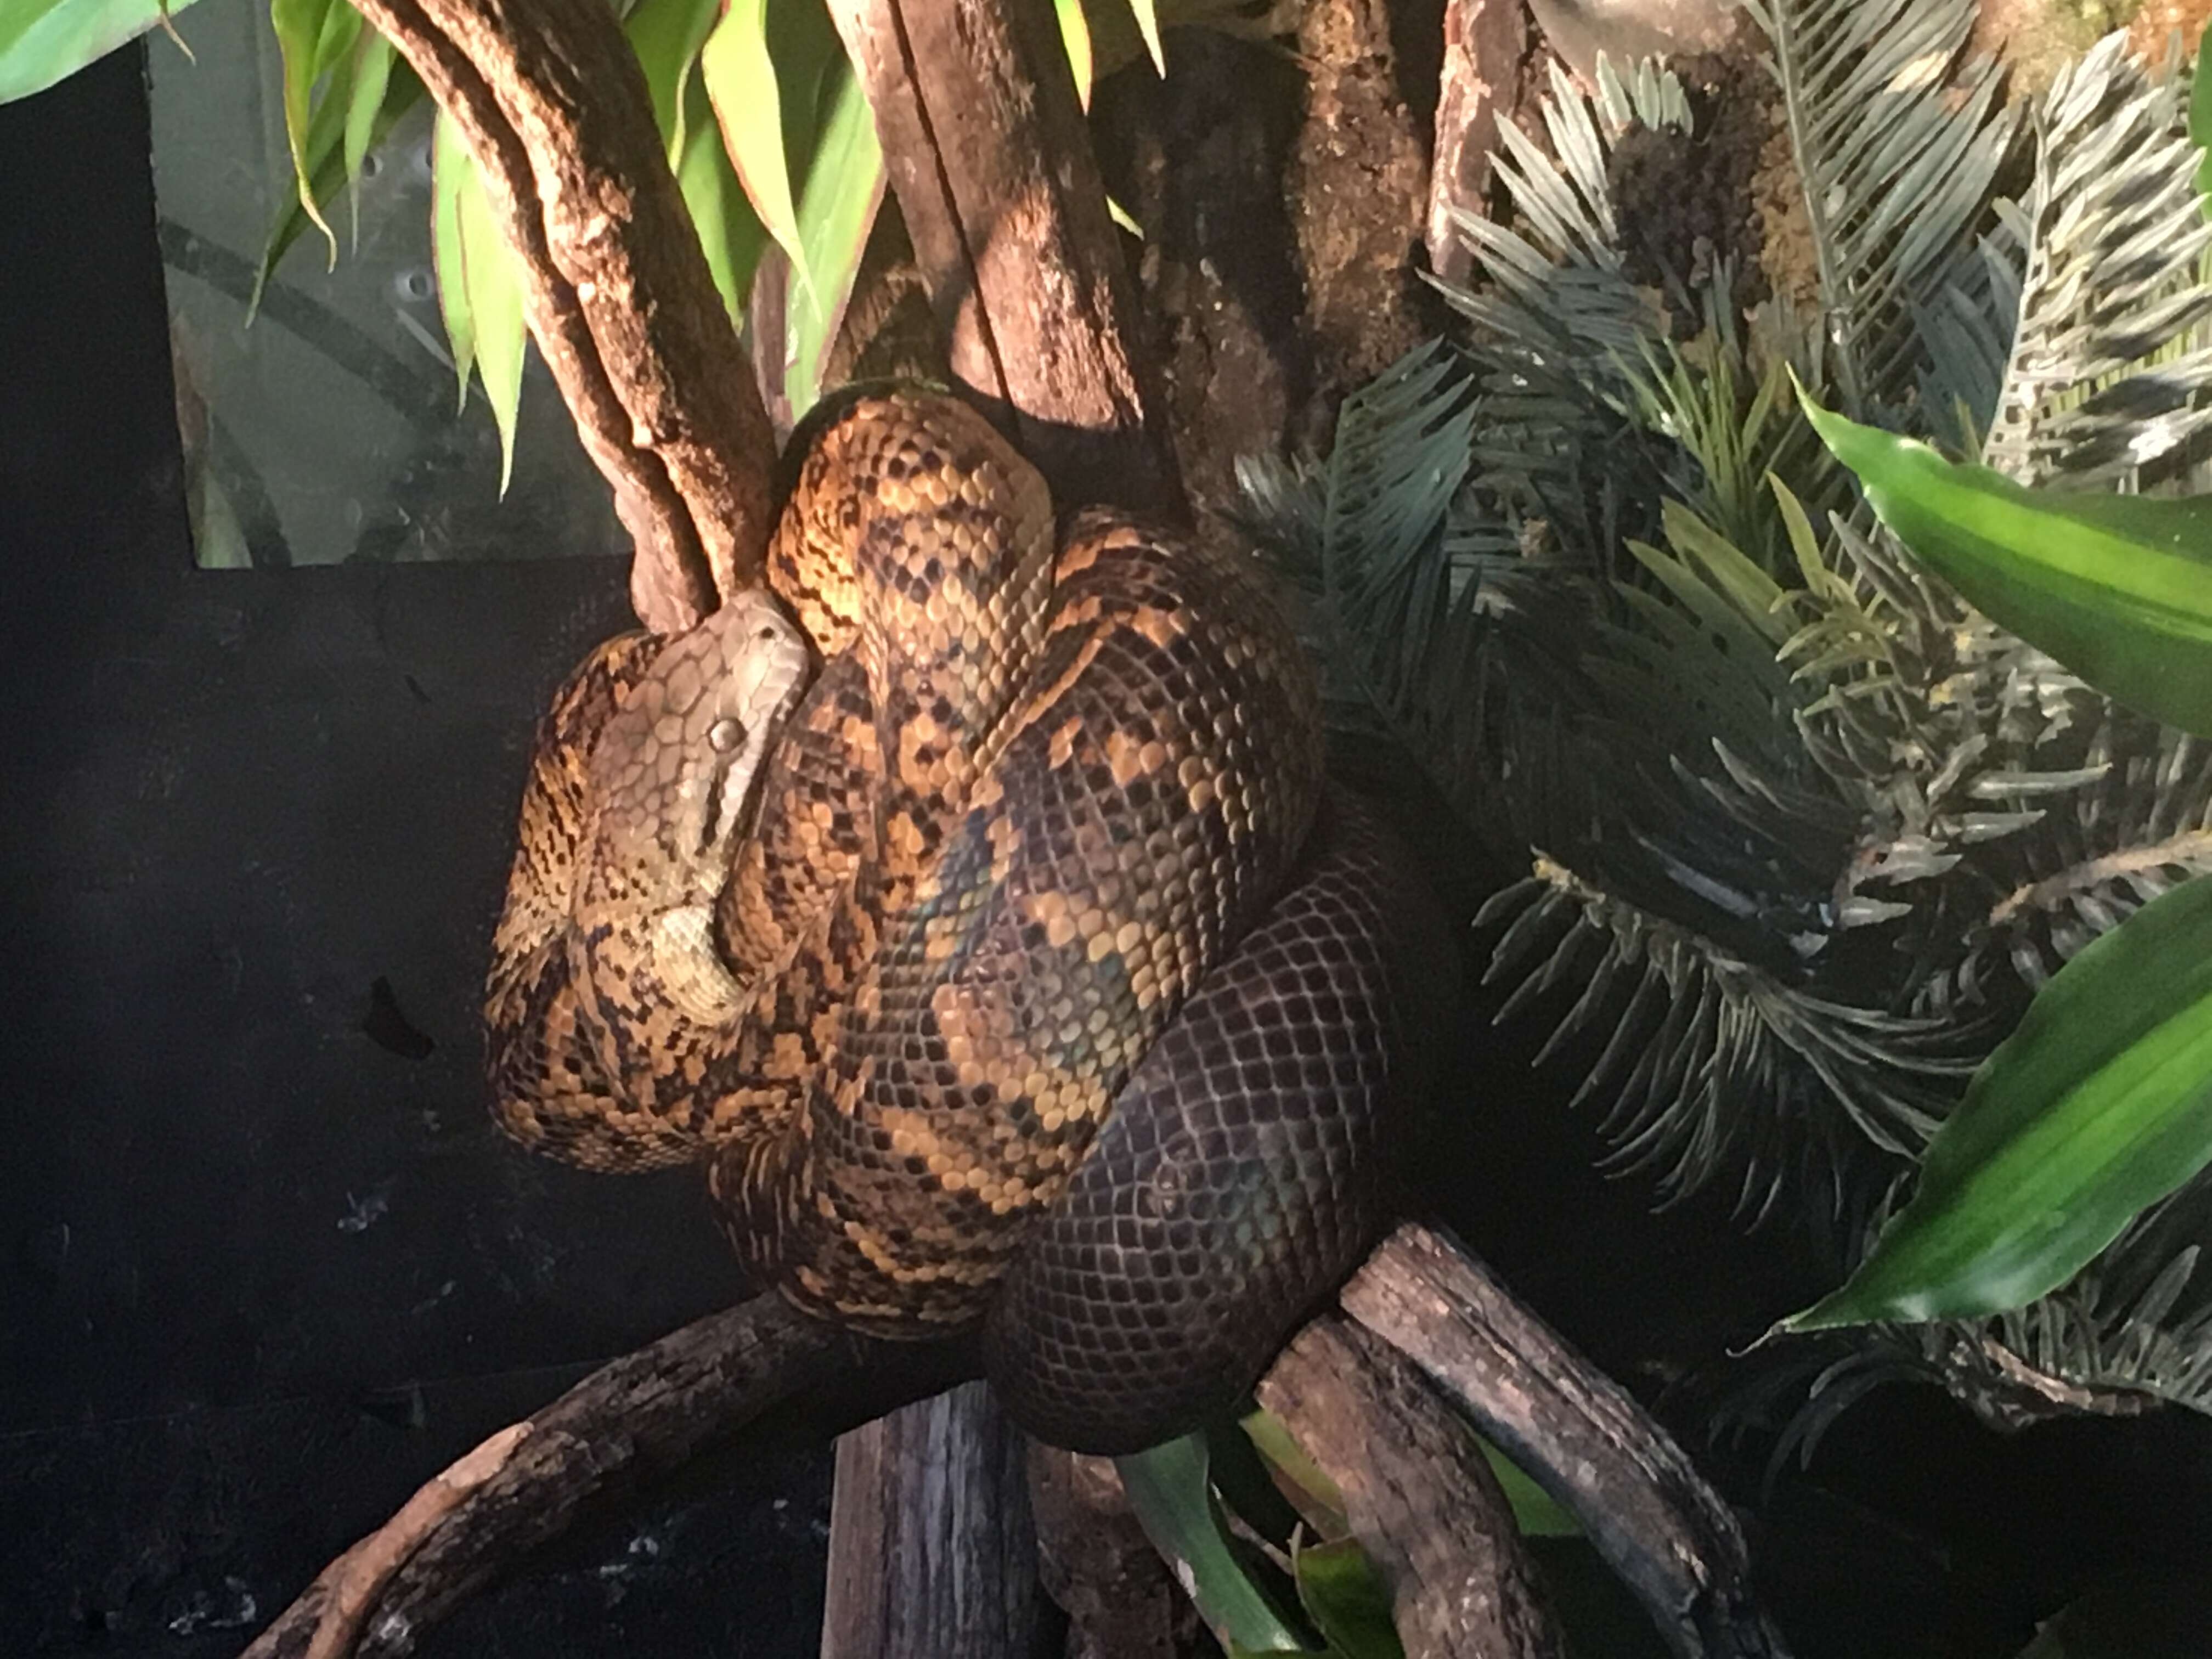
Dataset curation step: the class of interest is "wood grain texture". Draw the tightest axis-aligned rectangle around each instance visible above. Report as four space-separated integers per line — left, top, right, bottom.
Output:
1341 1224 1790 1659
821 1383 1051 1659
1261 1312 1564 1659
825 0 1184 520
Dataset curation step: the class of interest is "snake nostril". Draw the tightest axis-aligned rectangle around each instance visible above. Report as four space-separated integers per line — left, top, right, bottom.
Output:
708 717 746 754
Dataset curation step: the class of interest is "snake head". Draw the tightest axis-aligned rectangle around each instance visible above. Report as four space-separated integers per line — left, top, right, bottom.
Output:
588 589 814 899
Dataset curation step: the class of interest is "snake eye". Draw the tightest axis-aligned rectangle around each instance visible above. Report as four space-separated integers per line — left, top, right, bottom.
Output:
708 716 746 754
756 626 778 643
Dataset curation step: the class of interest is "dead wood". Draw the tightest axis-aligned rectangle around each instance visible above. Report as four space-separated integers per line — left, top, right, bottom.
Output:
1429 0 1534 284
1343 1223 1790 1659
1260 1312 1566 1659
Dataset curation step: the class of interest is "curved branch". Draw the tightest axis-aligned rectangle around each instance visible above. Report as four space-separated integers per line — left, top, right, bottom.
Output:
241 1296 977 1659
346 0 779 633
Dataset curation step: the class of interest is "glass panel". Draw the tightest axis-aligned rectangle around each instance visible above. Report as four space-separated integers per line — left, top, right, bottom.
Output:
148 10 618 568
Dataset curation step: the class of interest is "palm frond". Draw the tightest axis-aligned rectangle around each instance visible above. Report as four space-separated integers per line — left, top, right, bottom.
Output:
1739 0 2016 417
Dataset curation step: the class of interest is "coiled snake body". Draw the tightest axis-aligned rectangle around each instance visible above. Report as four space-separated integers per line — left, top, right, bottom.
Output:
486 389 1443 1452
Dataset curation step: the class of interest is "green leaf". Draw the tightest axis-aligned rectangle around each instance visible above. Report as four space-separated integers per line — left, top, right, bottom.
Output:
700 0 828 289
0 0 205 104
1784 875 2212 1330
1127 0 1166 74
780 56 884 416
341 29 396 240
269 0 361 268
249 54 424 314
1239 1409 1348 1533
2192 19 2212 223
623 0 721 157
674 63 769 323
1293 1538 1404 1659
453 129 527 493
1118 1435 1310 1656
1476 1440 1582 1538
1054 0 1094 108
1802 389 2212 738
430 112 477 406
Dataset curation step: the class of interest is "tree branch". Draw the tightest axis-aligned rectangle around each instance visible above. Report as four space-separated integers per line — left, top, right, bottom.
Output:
1342 1223 1790 1659
346 0 778 633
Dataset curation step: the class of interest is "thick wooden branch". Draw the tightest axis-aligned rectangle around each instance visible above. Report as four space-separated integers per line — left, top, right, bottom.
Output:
1341 1224 1790 1659
241 1296 973 1659
1428 0 1532 285
347 0 778 633
825 0 1185 518
1260 1313 1565 1659
820 1382 1050 1658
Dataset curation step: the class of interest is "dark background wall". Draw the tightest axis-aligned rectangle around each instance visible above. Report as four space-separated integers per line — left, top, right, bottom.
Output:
0 48 830 1656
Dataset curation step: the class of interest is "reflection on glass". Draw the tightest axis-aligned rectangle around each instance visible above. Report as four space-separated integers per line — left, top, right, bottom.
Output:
148 9 617 569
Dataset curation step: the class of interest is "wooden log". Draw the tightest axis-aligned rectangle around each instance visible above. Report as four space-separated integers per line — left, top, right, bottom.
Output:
820 1383 1052 1659
1428 0 1532 285
1260 1312 1565 1659
341 0 778 631
825 0 1184 518
1340 1223 1789 1659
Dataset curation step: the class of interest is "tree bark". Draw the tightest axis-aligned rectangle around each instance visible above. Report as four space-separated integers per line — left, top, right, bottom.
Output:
1026 1447 1198 1659
1428 0 1533 285
242 1296 972 1659
1340 1224 1789 1659
821 1382 1052 1659
345 0 778 633
1260 1312 1565 1659
824 0 1184 519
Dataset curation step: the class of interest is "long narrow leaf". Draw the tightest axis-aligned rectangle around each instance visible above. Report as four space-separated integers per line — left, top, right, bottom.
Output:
0 0 206 103
430 112 477 407
1118 1435 1310 1655
781 58 883 416
269 0 360 266
1805 391 2212 737
1786 875 2212 1328
452 126 527 492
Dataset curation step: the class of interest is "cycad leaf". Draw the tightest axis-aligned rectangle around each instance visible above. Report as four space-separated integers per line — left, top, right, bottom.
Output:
1786 875 2212 1328
1743 0 2013 417
1985 34 2212 486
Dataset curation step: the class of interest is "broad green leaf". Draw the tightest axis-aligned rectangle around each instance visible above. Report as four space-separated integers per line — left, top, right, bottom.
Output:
699 0 817 287
0 0 205 104
269 0 360 267
623 0 721 157
1118 1435 1309 1656
1293 1538 1404 1659
2192 20 2212 222
430 112 477 405
1054 0 1094 108
452 125 528 493
1785 875 2212 1329
1802 390 2212 738
674 65 769 323
781 57 884 416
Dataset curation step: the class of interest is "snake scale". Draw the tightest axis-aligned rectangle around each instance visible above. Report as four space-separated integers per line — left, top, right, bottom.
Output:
484 387 1447 1453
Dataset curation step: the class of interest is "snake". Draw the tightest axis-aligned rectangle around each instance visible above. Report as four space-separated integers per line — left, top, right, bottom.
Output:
483 386 1448 1453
